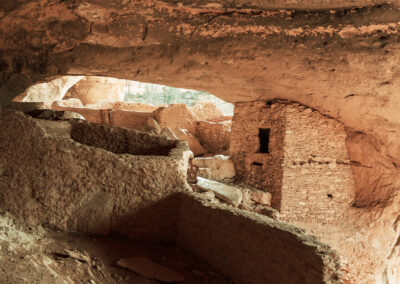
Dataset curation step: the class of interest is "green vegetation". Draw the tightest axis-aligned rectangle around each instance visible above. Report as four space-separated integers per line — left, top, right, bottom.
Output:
123 81 234 115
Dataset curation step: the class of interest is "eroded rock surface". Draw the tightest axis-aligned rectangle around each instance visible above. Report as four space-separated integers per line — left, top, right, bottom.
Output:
1 0 400 283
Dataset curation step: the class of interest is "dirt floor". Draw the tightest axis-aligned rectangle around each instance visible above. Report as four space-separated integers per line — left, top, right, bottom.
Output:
0 213 231 284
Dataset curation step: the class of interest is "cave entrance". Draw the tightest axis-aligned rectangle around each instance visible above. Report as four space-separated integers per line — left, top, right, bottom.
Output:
11 76 234 160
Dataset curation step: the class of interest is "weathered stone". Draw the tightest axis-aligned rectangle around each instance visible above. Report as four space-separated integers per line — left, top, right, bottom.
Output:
154 104 196 135
145 117 161 134
53 98 84 108
192 155 235 181
116 257 185 282
198 167 212 179
160 127 179 141
12 76 84 108
189 102 223 122
64 77 125 105
196 120 231 154
196 177 242 207
175 129 207 156
250 190 272 206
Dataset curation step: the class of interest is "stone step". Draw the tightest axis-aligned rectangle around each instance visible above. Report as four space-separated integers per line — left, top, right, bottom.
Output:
195 177 243 207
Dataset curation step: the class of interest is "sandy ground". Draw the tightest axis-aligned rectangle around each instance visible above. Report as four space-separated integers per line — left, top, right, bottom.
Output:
0 213 231 284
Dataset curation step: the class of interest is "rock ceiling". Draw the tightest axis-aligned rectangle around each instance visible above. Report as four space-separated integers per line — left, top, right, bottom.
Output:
1 0 400 198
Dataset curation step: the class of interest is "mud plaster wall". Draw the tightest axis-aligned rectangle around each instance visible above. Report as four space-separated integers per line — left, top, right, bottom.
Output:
0 111 191 240
176 192 341 284
280 104 355 223
230 101 286 209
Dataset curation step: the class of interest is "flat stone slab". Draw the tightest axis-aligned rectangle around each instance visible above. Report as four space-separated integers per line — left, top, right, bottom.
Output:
116 257 185 283
196 177 243 207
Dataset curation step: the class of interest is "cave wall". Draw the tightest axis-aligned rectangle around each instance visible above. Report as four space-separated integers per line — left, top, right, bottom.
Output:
177 192 341 284
12 76 83 108
0 110 191 239
1 0 400 282
2 0 400 177
64 76 125 105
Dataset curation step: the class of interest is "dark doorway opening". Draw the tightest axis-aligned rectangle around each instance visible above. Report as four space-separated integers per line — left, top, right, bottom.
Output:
258 128 270 153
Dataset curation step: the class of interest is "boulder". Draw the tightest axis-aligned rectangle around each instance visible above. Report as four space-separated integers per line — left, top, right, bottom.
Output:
192 155 235 181
189 102 223 121
198 167 212 179
160 127 179 140
144 117 161 134
250 190 272 206
196 177 243 207
153 104 196 134
53 98 84 108
175 129 207 156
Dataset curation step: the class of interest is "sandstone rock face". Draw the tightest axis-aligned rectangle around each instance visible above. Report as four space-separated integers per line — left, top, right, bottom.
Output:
189 102 224 121
144 117 161 134
84 100 116 109
53 98 84 108
175 129 207 156
1 1 400 283
13 76 83 108
250 191 272 206
64 77 126 105
160 127 179 141
192 155 236 181
154 104 196 135
113 102 158 112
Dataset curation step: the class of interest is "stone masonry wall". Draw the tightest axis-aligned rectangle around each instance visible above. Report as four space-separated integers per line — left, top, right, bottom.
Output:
0 111 191 240
230 101 355 222
280 104 355 223
230 101 286 209
196 120 231 154
177 192 341 284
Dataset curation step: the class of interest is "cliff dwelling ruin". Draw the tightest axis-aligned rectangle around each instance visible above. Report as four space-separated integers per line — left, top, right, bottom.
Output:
1 0 400 283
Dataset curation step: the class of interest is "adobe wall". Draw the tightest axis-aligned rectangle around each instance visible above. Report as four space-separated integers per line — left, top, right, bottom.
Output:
176 192 341 284
0 111 191 240
230 101 286 209
280 104 355 223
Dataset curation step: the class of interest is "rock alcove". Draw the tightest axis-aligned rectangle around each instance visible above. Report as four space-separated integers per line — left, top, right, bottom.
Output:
1 0 400 283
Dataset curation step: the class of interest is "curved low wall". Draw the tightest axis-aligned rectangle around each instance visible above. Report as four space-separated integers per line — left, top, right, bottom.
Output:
176 193 341 284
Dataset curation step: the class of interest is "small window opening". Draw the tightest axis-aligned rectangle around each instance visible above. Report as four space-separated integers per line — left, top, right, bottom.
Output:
327 194 333 199
252 162 263 166
258 128 270 153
